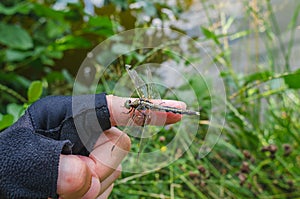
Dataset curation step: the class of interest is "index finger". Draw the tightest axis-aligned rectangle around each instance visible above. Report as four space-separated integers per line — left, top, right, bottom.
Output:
106 95 186 126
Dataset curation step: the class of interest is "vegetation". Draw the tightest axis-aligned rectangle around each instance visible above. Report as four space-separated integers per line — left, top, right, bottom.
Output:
1 0 300 198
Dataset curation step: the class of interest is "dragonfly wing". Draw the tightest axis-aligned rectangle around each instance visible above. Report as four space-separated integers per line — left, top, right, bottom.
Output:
126 65 148 98
137 128 150 161
137 66 163 162
145 65 161 100
125 65 149 161
125 65 162 162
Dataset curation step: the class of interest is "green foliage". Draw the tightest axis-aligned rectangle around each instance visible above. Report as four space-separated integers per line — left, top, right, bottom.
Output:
201 26 220 45
0 114 14 131
27 81 43 103
284 69 300 89
0 103 24 131
0 22 33 50
1 0 300 198
0 0 117 109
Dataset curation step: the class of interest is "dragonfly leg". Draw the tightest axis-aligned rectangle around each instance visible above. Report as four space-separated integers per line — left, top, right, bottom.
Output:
111 133 125 154
131 110 144 126
130 107 151 126
122 107 135 115
140 109 147 127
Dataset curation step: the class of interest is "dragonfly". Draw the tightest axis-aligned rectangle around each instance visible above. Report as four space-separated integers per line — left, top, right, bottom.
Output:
124 65 200 117
123 64 200 160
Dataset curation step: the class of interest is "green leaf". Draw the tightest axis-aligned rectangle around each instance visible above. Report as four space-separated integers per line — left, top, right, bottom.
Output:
201 26 220 45
0 114 14 131
54 35 92 51
46 19 70 38
0 2 32 15
45 50 63 59
88 16 113 27
284 69 300 89
5 49 33 62
27 81 43 103
40 55 55 66
163 49 181 63
86 16 114 36
0 23 33 50
244 70 272 85
33 3 64 21
62 69 74 84
7 103 24 122
132 53 145 63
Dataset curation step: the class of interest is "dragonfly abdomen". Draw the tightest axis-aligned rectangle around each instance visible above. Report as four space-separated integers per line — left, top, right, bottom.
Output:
138 100 200 116
156 105 200 115
126 99 200 116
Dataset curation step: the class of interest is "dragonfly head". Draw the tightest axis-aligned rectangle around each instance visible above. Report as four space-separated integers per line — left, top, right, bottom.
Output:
124 100 132 109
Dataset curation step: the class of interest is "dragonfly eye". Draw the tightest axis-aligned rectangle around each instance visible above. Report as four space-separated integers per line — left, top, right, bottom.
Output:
124 100 132 109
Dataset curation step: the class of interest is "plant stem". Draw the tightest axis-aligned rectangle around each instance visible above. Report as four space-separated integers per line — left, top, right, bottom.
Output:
0 83 27 103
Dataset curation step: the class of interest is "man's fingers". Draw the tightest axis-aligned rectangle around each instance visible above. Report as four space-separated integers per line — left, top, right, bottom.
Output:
107 95 185 126
57 155 92 199
97 184 114 199
57 155 123 199
57 137 126 198
90 127 130 179
98 166 121 195
82 176 101 199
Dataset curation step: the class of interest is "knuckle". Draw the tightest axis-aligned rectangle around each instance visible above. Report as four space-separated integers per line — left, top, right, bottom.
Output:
60 156 89 193
114 168 122 179
119 133 131 151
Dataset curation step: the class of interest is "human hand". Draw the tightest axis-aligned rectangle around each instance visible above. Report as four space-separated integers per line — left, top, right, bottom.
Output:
0 94 184 199
56 127 130 199
55 95 184 199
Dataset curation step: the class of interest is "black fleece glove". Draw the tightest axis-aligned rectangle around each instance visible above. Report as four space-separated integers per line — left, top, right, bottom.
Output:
0 93 111 199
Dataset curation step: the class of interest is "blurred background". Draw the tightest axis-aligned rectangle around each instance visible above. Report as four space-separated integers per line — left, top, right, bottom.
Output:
1 0 300 198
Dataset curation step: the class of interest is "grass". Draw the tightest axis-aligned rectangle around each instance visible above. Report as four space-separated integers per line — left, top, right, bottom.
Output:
1 0 300 198
109 1 300 198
